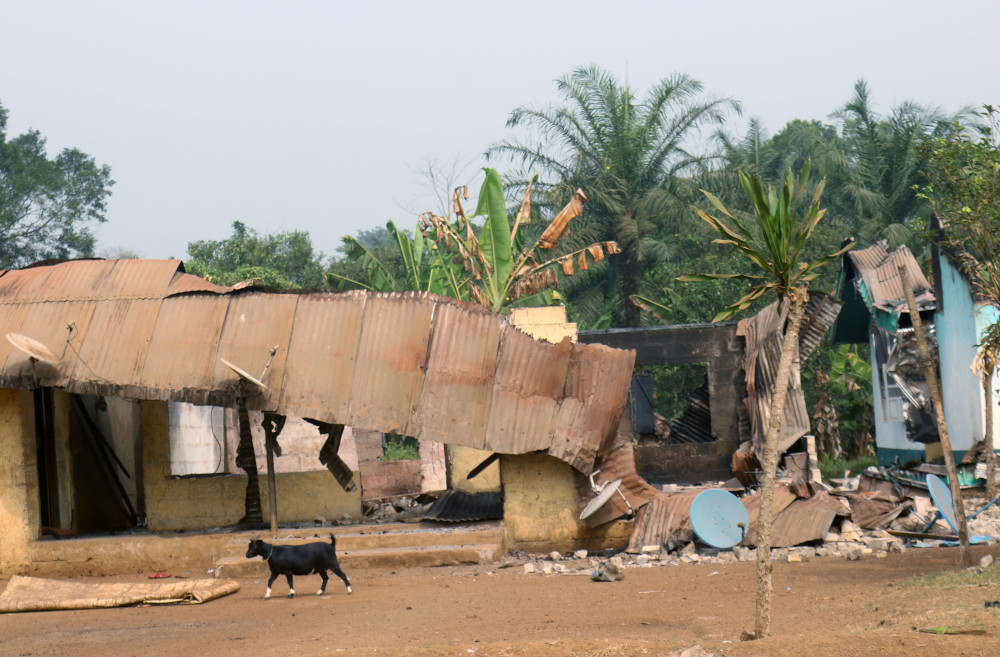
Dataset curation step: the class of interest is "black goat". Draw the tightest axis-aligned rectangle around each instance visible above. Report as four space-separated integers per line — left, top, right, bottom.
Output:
245 534 352 599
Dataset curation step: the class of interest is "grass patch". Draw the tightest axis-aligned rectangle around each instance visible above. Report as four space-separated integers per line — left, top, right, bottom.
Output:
819 454 877 481
382 433 420 461
904 564 1000 591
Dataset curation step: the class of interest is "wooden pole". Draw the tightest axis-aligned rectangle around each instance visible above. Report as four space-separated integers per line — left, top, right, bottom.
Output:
898 263 972 566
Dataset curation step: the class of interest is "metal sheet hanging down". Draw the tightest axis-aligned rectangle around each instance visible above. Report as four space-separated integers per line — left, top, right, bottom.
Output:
483 325 572 455
625 490 703 552
549 341 634 472
274 291 366 422
412 299 502 449
346 292 435 436
577 428 660 526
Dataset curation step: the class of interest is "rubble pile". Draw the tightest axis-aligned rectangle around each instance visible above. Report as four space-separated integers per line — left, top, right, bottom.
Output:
514 515 915 577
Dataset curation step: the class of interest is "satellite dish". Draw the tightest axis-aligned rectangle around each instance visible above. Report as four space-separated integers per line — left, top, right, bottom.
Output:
220 357 268 390
926 473 959 533
690 489 750 549
580 478 623 520
6 333 60 364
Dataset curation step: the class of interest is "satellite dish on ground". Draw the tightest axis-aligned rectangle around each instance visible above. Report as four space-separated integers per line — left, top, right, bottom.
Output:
926 473 959 533
220 357 268 390
6 333 60 364
580 478 623 520
690 489 750 549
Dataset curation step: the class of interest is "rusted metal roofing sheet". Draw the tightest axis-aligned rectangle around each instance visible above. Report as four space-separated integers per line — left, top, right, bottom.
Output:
347 292 435 435
274 292 366 421
762 490 850 548
0 260 634 474
847 241 934 312
484 326 571 455
550 341 634 471
413 299 502 449
625 490 702 552
579 430 661 526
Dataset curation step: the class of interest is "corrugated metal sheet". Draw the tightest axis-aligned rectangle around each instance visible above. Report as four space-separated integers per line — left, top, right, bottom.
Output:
423 489 504 522
578 430 661 526
738 292 841 457
413 299 502 449
0 260 634 475
550 341 634 471
761 490 850 548
847 241 934 312
275 292 366 421
666 383 714 444
484 326 570 455
625 491 702 552
347 292 435 435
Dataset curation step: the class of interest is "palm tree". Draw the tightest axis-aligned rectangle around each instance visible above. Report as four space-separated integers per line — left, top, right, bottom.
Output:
488 65 740 326
680 161 853 638
832 79 974 248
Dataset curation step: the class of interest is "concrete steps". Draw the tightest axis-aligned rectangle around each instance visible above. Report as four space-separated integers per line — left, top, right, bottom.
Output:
213 521 508 579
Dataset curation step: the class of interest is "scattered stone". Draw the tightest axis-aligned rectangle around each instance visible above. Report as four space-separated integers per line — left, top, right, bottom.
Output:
548 551 562 561
823 531 841 542
551 563 568 573
591 560 624 582
523 563 536 574
636 554 652 566
981 554 994 569
540 561 554 574
678 542 696 557
875 550 888 559
640 545 662 555
665 644 722 657
573 550 588 560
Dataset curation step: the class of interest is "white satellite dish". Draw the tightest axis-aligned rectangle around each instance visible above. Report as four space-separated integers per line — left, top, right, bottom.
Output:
220 357 268 390
6 333 60 364
580 478 624 520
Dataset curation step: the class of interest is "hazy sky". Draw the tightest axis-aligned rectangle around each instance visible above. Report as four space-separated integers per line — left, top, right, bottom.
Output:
3 0 997 263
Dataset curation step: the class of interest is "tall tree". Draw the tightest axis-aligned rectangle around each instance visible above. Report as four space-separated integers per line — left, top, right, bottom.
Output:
185 220 328 289
0 100 114 268
831 79 972 248
919 105 1000 500
680 162 853 638
488 65 740 326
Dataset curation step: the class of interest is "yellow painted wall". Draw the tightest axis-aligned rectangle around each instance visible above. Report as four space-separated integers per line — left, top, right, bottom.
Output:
500 453 631 552
141 401 362 531
0 390 36 576
509 306 577 344
448 446 500 493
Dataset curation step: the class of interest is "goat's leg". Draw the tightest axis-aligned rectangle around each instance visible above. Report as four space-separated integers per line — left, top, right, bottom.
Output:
285 574 295 598
317 571 329 596
265 572 279 599
329 562 352 594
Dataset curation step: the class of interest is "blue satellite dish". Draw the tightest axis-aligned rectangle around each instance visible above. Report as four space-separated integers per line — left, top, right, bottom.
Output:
690 489 749 549
926 473 959 533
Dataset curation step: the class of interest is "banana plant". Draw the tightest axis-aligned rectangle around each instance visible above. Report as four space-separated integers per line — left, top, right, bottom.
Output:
335 168 620 314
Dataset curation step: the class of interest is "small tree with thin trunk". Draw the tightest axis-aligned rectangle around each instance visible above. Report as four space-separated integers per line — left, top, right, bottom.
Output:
680 161 853 638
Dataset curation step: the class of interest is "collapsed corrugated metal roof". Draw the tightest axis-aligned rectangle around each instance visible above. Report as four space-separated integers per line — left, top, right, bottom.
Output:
0 259 634 475
423 490 504 522
845 241 934 314
738 292 843 456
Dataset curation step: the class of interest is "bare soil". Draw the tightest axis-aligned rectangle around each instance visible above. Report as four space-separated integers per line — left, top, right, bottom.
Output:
3 544 999 657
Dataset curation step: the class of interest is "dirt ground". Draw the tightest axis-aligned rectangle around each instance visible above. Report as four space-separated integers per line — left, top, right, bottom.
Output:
2 544 999 657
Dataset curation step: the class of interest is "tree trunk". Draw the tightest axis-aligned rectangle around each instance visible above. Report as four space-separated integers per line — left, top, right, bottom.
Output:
985 365 997 501
898 263 972 567
754 286 809 639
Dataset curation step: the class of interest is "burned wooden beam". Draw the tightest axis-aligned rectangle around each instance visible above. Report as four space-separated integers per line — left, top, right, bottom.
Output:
307 419 357 493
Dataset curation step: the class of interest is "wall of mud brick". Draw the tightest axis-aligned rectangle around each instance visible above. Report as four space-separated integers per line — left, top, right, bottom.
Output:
0 390 36 576
501 452 631 553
